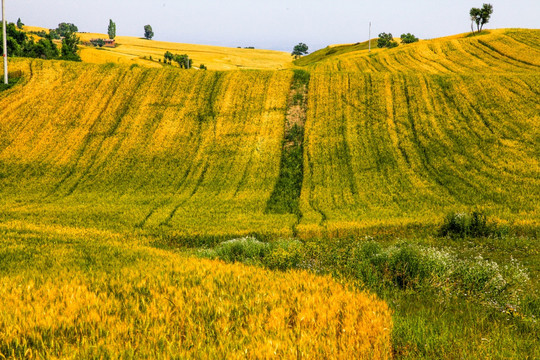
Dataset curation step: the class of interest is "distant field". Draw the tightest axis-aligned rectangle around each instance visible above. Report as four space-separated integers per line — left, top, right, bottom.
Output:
78 32 293 71
20 26 293 70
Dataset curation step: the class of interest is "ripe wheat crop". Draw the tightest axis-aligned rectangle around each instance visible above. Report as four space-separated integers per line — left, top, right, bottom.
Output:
0 222 392 359
0 59 295 238
298 71 540 237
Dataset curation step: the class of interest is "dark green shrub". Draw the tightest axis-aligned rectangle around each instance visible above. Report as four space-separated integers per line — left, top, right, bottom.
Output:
377 33 399 48
400 33 419 44
438 211 505 238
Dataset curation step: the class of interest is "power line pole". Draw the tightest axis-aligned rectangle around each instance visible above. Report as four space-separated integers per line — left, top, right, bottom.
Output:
368 22 372 53
2 0 7 85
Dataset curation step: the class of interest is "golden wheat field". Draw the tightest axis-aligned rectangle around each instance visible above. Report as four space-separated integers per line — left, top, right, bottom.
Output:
1 59 296 238
0 221 392 359
21 27 293 71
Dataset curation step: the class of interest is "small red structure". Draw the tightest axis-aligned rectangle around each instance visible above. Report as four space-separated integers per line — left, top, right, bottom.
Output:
103 39 116 47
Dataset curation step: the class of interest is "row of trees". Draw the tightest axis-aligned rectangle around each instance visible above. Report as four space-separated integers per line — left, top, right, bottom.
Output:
377 32 419 48
164 51 192 68
0 21 80 61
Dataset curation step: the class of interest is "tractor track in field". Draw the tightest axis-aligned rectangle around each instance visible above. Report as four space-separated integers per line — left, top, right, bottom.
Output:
266 70 310 235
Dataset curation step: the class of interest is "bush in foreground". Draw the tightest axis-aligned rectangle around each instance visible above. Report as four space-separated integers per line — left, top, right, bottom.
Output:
205 237 530 311
438 211 506 238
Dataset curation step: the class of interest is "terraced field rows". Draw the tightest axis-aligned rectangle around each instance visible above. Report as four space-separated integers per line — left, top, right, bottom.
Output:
305 30 540 74
0 60 295 237
298 71 540 237
1 29 539 239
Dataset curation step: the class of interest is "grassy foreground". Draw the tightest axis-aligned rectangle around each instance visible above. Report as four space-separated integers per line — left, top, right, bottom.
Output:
0 222 392 359
193 231 539 359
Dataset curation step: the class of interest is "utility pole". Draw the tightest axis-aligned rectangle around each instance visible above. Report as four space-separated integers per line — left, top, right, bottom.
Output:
2 0 7 85
368 22 372 53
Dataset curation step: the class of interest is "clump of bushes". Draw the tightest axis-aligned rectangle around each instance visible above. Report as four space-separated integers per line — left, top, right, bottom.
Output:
400 33 419 44
346 242 529 309
202 236 304 270
438 211 506 238
201 236 530 311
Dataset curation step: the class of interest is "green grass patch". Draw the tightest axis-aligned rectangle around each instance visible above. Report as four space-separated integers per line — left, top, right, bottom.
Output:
0 74 21 91
199 233 539 359
265 69 309 217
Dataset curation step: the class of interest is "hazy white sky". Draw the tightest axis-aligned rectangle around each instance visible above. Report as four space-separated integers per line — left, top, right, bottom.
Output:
6 1 540 52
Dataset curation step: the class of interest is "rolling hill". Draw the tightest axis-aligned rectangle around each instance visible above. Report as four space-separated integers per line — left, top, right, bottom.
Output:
0 29 539 240
1 27 539 359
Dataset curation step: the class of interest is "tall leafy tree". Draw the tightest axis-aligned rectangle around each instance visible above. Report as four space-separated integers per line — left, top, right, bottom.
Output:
144 25 154 40
479 4 494 31
56 23 78 37
108 19 116 40
470 4 493 33
377 33 398 48
61 29 81 61
16 18 24 29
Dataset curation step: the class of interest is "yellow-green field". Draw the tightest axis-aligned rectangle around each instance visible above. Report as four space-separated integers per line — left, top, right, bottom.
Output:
1 28 539 358
1 29 539 238
78 32 293 71
1 60 296 238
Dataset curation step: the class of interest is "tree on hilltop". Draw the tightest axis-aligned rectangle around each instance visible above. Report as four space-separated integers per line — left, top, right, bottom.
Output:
108 19 116 40
377 33 398 48
16 18 24 29
292 43 309 59
470 4 493 34
144 25 154 40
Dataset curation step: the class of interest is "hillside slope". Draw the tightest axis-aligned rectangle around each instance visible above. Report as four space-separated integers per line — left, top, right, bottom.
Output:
1 29 539 238
0 60 295 237
297 29 540 73
296 29 540 236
